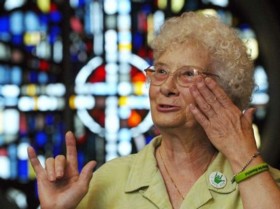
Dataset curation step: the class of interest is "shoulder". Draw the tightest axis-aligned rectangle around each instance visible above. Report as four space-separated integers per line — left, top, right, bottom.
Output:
77 136 161 209
92 135 161 186
77 155 137 209
93 154 136 183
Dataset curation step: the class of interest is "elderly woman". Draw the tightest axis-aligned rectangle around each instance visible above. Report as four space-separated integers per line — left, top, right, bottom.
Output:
28 12 280 209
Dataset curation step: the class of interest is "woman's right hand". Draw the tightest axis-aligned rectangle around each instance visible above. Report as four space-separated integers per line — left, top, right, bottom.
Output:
27 131 96 209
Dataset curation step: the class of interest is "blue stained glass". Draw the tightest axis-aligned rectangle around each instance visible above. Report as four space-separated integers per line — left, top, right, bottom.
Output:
53 129 64 146
9 158 17 179
52 130 64 156
36 131 48 147
48 74 59 83
77 151 85 172
38 72 48 83
8 144 17 157
49 26 61 43
18 159 28 181
29 71 38 83
28 116 36 132
45 114 54 125
141 4 152 14
5 97 18 106
11 34 23 45
10 11 24 34
0 65 9 84
0 66 5 84
70 0 86 8
133 32 143 50
11 66 22 85
53 135 63 147
24 45 35 53
0 33 10 41
6 66 12 83
8 144 17 179
119 31 132 43
71 0 88 8
84 9 92 35
51 25 61 34
70 0 78 8
39 14 49 31
71 54 79 62
53 145 62 157
0 135 4 145
119 0 131 14
49 11 62 23
25 12 40 31
0 16 9 32
145 135 154 144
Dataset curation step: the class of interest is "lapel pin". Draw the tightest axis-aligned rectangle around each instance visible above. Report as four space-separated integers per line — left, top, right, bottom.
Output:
209 171 227 189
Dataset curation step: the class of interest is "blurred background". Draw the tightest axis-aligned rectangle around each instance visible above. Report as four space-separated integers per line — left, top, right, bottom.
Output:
0 0 280 208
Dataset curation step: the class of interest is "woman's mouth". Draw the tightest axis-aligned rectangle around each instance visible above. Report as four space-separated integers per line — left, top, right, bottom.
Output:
157 104 180 112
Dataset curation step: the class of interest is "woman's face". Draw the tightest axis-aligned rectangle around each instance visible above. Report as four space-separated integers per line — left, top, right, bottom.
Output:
149 43 210 130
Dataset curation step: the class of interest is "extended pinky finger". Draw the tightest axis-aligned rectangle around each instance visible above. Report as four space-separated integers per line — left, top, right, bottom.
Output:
27 146 45 176
189 103 209 128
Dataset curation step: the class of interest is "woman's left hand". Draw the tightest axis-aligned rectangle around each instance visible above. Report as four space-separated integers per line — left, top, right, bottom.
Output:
189 76 258 168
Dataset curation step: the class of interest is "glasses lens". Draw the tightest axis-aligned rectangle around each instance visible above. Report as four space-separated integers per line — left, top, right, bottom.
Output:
145 66 204 86
177 68 197 86
153 67 168 84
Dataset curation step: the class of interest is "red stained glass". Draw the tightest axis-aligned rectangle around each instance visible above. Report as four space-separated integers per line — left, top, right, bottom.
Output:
89 108 105 127
128 110 141 127
88 65 106 83
39 60 50 71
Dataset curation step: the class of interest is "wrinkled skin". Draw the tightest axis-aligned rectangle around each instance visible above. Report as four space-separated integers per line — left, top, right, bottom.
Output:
28 132 96 209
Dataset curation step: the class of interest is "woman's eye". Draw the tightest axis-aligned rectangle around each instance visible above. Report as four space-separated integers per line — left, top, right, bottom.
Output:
181 69 195 77
155 68 167 75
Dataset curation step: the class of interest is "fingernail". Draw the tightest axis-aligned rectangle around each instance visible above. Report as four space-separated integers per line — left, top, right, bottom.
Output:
197 76 203 83
190 85 195 90
49 174 55 181
190 85 197 93
56 170 63 178
189 103 196 110
205 77 212 83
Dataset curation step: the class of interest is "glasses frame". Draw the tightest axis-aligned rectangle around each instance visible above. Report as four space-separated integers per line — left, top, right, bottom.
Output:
144 65 219 87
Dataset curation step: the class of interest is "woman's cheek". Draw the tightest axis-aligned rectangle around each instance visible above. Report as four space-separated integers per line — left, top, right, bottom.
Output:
183 93 198 127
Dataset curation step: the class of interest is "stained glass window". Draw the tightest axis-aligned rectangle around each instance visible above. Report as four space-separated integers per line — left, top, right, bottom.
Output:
0 0 270 208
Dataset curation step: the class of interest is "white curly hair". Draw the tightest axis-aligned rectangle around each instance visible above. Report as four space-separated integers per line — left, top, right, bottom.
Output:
151 11 254 110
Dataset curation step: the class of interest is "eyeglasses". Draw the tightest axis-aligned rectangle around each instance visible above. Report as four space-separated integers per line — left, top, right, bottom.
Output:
144 65 219 87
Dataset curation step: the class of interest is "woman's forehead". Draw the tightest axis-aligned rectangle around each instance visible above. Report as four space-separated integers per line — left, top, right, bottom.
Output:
156 43 210 69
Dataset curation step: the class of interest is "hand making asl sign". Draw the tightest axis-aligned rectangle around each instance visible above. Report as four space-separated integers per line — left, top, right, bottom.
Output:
27 131 96 209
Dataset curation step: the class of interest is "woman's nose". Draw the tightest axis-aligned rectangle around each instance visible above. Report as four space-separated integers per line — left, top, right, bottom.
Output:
159 75 179 96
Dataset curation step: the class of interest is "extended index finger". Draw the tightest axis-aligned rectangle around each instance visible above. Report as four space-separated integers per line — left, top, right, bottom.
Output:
65 131 78 169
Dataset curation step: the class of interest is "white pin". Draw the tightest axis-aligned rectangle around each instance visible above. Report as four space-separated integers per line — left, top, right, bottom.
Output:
209 171 227 189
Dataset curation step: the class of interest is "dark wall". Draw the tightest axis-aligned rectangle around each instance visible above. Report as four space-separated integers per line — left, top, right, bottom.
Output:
233 0 280 168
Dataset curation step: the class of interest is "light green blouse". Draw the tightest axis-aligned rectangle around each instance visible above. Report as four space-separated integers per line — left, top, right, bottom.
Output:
77 136 280 209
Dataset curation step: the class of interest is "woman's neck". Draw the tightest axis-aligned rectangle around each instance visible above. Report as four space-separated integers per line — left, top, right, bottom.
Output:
155 133 217 209
158 130 217 172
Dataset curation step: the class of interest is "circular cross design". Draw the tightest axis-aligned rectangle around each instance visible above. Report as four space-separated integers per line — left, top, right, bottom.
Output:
74 55 153 138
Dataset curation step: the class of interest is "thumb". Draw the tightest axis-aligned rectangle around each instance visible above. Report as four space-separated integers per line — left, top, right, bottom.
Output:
243 107 256 123
78 161 96 189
